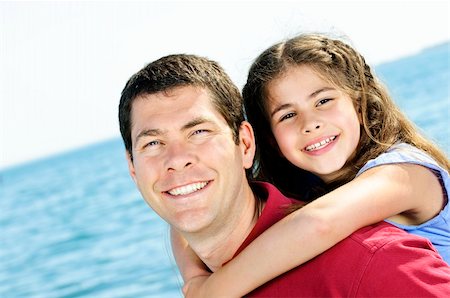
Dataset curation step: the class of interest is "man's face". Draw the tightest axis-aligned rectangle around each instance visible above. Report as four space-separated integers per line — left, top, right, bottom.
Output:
127 86 255 235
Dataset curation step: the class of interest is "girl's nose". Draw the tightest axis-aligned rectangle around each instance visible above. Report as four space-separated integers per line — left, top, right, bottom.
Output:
302 123 321 134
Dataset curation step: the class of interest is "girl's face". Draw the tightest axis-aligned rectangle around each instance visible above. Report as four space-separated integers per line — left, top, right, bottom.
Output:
266 65 361 182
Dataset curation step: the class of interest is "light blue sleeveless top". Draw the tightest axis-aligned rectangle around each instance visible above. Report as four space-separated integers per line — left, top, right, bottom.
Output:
356 143 450 264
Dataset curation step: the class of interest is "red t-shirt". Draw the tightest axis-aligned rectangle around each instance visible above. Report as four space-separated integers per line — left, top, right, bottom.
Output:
236 182 450 297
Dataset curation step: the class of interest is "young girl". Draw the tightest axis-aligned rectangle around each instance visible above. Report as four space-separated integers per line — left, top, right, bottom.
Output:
173 33 450 297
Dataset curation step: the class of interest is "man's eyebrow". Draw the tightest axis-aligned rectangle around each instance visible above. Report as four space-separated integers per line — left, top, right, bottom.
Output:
134 117 213 144
270 87 336 118
181 117 212 131
134 128 165 144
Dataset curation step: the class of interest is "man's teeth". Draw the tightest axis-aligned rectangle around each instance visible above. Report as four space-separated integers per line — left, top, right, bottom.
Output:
168 182 208 196
305 136 336 151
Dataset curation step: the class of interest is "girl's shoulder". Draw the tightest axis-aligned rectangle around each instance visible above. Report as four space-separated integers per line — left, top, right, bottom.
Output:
363 144 450 264
357 142 446 177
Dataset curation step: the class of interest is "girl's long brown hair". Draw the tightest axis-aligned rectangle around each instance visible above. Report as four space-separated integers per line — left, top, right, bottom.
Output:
243 33 449 200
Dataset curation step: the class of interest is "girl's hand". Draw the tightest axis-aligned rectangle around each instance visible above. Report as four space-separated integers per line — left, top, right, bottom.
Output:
183 274 210 298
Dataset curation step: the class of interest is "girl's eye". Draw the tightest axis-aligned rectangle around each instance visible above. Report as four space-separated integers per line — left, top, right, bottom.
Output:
317 98 332 106
280 112 296 122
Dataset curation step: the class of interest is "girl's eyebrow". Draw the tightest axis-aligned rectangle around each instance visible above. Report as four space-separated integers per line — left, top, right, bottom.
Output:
310 87 335 98
270 87 336 118
270 103 292 118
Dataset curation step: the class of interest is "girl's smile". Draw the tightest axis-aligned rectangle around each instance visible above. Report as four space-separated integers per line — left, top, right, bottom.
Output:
303 135 338 153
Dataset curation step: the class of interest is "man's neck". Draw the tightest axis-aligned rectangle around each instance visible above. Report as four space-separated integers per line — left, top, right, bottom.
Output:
183 185 260 272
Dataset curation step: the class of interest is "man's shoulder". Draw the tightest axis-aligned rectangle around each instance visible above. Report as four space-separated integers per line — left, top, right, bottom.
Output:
319 220 444 271
347 222 450 296
252 181 440 255
346 221 441 255
247 184 450 297
349 221 418 248
342 221 448 273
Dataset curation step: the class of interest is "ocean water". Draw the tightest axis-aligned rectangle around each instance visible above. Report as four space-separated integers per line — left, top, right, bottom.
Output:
0 140 183 298
375 42 450 152
1 42 449 298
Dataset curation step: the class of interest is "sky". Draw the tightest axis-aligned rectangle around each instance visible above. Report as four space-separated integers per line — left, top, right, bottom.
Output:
1 0 449 169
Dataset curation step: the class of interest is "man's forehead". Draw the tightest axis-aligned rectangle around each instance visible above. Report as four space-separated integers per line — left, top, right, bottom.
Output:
132 86 211 107
131 87 215 116
145 85 207 99
130 87 227 137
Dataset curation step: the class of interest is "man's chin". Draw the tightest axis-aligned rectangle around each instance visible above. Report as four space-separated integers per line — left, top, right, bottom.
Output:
172 213 213 234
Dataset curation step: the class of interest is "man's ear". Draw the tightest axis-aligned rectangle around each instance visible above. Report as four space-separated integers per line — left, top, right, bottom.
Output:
239 121 256 170
125 151 137 184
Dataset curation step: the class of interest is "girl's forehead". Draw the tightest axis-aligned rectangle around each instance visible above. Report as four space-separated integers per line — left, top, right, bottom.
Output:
265 66 335 96
272 64 328 85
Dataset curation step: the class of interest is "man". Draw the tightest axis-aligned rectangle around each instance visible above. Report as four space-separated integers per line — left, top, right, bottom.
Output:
118 54 450 296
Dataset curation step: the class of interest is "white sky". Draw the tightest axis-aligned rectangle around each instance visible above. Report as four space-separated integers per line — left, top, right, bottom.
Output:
1 0 449 169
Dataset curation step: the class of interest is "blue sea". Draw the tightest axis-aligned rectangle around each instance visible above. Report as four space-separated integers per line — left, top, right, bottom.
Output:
1 42 449 298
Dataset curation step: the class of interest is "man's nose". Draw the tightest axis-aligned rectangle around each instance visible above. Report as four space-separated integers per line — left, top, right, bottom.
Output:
164 142 195 172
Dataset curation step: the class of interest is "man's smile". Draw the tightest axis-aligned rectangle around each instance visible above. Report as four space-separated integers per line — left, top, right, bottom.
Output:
166 181 210 196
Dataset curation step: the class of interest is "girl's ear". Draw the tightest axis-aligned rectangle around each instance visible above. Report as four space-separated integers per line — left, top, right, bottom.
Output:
355 97 363 124
357 107 363 124
239 121 256 169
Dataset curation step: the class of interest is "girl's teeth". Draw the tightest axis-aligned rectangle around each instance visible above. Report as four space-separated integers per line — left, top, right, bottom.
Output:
168 182 208 196
305 136 336 151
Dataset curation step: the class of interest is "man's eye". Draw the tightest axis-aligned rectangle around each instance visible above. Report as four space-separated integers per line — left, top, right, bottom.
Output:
280 112 296 122
192 129 209 136
145 140 160 148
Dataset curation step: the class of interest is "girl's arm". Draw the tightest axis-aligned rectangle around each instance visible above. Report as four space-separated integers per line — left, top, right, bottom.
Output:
188 163 444 297
170 227 210 284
